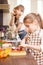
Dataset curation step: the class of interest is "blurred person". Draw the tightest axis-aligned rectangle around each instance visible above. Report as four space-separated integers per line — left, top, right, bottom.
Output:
20 13 43 65
9 5 27 40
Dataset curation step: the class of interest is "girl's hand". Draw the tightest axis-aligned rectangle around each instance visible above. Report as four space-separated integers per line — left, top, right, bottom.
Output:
19 44 29 48
11 12 16 18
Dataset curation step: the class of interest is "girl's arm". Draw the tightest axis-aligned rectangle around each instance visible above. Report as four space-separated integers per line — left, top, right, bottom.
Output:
9 12 15 26
20 43 41 51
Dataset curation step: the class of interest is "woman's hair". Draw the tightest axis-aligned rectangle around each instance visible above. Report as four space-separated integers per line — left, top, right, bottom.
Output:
14 5 24 12
23 13 42 28
36 14 42 29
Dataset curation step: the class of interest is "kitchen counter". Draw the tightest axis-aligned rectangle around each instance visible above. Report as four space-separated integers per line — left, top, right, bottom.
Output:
0 52 38 65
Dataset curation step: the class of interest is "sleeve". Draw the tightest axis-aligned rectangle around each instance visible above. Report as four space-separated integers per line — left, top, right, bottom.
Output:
40 30 43 52
19 15 25 23
40 38 43 51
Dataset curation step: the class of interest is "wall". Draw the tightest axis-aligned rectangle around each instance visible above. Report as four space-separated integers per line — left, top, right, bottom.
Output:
3 0 43 25
3 0 17 25
31 0 37 13
3 13 10 25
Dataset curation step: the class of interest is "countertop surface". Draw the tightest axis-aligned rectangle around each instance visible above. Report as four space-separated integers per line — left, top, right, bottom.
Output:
0 52 38 65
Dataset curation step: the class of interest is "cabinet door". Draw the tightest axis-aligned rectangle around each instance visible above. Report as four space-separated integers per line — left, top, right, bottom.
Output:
0 10 3 26
0 0 1 4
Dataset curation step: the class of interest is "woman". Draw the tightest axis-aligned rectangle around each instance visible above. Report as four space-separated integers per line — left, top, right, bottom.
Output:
9 5 27 40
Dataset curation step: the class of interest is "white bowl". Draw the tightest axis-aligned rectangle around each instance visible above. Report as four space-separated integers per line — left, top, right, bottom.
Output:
2 43 12 49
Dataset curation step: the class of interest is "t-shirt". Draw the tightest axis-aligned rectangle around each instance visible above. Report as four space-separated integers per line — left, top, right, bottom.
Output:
19 15 25 31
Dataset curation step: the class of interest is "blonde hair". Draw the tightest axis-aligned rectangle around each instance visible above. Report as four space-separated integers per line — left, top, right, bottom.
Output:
14 5 24 12
23 13 42 28
36 14 42 29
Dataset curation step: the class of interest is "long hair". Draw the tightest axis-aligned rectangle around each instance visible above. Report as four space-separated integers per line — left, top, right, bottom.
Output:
36 14 43 29
14 5 24 12
23 13 42 28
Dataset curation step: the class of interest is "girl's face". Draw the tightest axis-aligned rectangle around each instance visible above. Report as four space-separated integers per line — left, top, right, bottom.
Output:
24 19 37 33
14 9 23 19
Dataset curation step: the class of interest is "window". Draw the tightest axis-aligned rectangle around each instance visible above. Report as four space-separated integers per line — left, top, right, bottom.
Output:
17 0 31 16
37 0 42 18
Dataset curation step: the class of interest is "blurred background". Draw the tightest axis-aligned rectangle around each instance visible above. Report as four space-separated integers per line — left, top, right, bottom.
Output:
0 0 43 26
